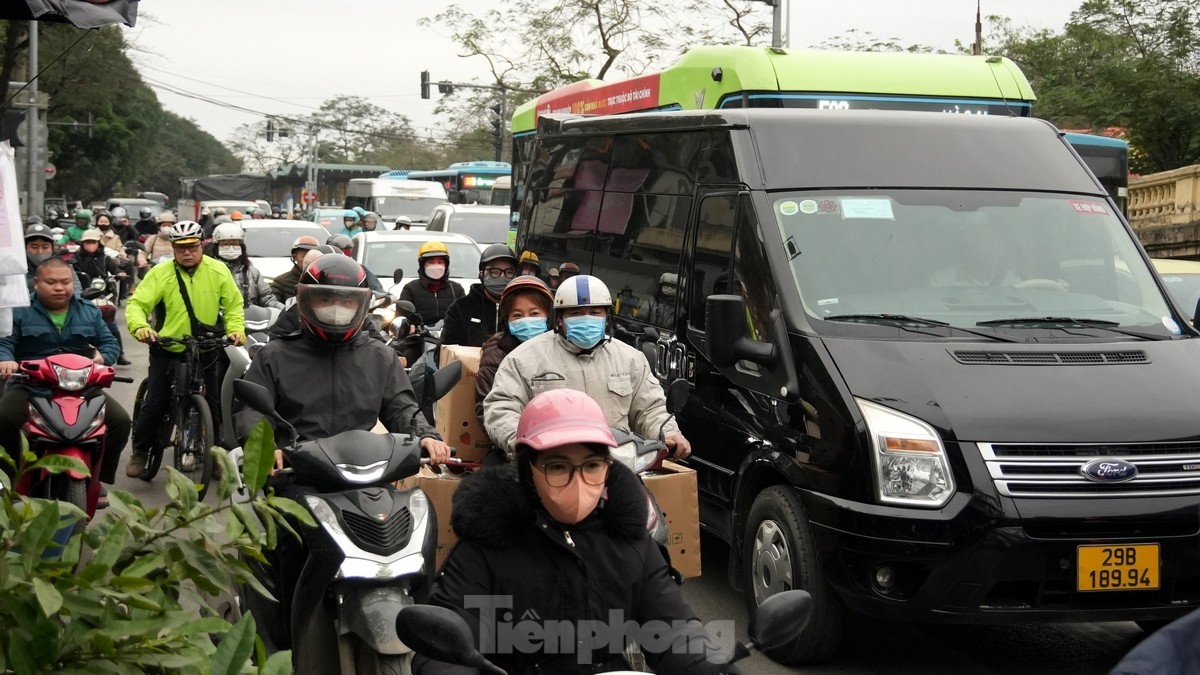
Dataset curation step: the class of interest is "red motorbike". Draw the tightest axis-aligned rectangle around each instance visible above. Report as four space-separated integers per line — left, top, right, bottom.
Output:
11 353 133 519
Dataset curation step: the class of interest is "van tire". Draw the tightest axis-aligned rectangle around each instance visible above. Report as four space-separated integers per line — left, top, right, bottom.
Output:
743 485 843 664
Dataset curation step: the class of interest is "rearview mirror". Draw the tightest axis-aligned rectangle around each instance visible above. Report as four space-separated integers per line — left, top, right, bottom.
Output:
393 268 405 285
395 605 505 674
430 361 462 402
749 590 812 652
704 295 775 369
664 378 689 415
233 379 275 416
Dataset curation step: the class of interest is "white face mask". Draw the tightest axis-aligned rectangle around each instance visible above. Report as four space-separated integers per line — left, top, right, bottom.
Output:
425 263 446 280
313 304 359 325
218 246 241 260
160 226 172 234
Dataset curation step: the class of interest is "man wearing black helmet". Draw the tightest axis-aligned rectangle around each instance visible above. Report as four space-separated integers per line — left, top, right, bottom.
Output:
134 207 157 238
23 223 82 296
235 254 450 651
438 244 517 357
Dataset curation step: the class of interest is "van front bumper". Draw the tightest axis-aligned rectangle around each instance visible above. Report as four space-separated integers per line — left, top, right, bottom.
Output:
801 489 1200 623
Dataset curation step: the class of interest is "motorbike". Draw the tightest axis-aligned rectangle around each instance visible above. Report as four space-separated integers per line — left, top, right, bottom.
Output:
218 304 281 449
228 360 463 674
373 298 442 426
394 589 813 675
10 354 134 526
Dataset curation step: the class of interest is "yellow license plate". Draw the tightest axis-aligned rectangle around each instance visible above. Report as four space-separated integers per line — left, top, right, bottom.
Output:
1077 544 1159 591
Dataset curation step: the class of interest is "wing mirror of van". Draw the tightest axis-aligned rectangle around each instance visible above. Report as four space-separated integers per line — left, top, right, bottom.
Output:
393 268 405 285
705 294 775 369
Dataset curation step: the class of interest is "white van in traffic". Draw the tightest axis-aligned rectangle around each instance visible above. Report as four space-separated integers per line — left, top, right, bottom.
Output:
344 178 448 228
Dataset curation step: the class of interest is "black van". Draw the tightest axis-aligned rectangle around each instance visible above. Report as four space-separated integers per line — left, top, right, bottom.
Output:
512 109 1200 663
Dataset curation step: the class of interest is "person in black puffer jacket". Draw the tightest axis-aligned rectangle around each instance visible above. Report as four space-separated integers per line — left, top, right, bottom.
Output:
400 240 465 326
437 244 516 360
414 389 735 675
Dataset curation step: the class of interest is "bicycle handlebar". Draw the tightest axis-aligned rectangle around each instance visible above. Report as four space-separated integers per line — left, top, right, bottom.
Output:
155 336 233 348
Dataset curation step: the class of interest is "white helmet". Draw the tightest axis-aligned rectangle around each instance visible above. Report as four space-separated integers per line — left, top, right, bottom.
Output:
553 274 612 310
166 220 203 243
110 206 127 219
212 222 245 242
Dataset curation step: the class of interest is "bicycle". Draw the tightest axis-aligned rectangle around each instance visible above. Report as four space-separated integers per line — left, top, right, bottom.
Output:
131 335 230 499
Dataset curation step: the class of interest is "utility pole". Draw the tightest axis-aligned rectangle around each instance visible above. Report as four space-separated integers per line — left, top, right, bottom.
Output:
26 21 39 219
752 0 788 49
972 0 983 56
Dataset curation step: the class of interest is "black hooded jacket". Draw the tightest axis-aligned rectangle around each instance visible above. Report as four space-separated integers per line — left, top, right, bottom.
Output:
399 272 465 326
437 283 500 356
414 462 732 675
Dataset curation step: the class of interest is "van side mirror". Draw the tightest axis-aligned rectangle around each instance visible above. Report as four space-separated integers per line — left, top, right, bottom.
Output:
704 295 775 369
393 268 405 285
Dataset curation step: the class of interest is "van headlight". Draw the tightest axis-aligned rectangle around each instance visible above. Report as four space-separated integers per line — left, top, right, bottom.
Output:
857 399 955 508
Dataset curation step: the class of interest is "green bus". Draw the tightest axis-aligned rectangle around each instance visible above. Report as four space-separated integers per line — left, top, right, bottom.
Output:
509 46 1127 214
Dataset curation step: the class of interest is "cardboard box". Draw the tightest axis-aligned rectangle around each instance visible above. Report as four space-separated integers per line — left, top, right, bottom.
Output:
436 345 490 462
641 460 702 579
417 465 463 570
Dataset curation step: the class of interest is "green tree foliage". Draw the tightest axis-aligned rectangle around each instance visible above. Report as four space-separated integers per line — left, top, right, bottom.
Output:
0 421 304 674
996 0 1200 173
1 21 238 203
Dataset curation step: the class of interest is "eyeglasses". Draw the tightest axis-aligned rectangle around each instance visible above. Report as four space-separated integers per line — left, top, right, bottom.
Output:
536 458 612 488
483 268 516 279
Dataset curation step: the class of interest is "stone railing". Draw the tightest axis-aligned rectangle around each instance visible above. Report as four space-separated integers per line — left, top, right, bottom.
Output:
1129 165 1200 231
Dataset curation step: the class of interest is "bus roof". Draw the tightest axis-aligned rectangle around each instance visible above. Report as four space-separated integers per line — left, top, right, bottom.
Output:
512 46 1035 133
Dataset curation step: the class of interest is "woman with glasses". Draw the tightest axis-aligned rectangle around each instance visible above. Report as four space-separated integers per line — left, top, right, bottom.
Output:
437 244 518 357
414 389 734 675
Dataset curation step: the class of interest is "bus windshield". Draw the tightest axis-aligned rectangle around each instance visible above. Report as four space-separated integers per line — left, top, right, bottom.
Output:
771 191 1176 335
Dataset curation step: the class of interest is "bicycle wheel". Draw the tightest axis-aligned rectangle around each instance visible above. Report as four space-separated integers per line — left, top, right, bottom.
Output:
173 393 215 499
131 377 166 481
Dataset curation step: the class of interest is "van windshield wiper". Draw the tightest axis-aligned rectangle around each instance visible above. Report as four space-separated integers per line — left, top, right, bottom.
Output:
976 317 1173 341
823 314 1021 342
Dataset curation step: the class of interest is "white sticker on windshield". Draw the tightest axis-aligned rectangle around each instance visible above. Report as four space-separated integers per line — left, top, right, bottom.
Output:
841 198 895 220
1163 316 1182 335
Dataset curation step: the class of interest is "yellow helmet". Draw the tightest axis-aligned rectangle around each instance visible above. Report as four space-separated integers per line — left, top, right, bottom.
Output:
418 241 451 261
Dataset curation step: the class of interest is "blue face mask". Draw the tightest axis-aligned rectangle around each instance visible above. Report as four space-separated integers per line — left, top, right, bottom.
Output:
508 316 548 342
562 315 607 350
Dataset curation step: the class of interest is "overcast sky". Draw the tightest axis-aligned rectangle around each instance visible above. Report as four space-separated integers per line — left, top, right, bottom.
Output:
127 0 1081 151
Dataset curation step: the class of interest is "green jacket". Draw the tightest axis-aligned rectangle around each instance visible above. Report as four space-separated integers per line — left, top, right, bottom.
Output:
60 224 87 244
127 256 245 352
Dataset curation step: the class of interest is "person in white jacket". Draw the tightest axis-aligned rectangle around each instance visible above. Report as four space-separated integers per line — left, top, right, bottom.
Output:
483 274 692 461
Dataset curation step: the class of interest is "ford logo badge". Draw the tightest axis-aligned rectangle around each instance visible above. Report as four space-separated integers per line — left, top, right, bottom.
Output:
1080 458 1138 483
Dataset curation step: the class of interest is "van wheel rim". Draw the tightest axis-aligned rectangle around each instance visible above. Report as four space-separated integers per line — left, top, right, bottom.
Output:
752 519 794 605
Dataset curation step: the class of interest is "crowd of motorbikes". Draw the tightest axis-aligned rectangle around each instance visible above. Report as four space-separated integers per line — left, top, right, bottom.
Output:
5 255 814 672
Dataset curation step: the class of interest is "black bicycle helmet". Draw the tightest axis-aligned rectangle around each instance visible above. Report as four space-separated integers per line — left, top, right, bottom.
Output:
295 254 373 344
326 233 353 251
478 243 517 270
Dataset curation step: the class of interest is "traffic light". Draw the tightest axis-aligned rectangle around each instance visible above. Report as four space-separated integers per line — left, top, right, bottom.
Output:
266 119 276 142
437 81 455 95
420 70 430 100
490 104 504 162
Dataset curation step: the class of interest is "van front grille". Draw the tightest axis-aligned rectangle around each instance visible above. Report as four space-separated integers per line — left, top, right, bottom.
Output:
980 442 1200 498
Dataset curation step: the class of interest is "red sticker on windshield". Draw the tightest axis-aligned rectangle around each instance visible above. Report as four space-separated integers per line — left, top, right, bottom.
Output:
1069 200 1108 215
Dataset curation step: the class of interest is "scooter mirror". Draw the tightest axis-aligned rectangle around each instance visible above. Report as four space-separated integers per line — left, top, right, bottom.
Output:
393 267 405 285
395 605 506 675
748 589 812 653
233 379 274 415
395 299 417 315
430 360 462 402
665 379 689 415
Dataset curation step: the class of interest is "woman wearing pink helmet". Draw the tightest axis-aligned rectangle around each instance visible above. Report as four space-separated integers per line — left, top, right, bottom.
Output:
415 389 734 675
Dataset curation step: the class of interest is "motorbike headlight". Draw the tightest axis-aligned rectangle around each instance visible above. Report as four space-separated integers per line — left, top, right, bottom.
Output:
305 495 346 537
51 364 91 392
610 441 638 473
408 488 429 524
857 398 955 508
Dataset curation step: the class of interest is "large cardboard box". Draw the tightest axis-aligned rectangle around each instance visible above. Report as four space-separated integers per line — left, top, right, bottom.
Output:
641 460 702 579
436 345 490 462
417 465 463 570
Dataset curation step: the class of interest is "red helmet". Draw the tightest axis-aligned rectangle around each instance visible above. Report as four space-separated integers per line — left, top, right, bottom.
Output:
515 390 616 452
295 255 372 344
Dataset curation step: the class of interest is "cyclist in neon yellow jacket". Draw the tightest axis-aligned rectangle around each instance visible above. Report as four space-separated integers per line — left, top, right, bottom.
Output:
124 220 246 478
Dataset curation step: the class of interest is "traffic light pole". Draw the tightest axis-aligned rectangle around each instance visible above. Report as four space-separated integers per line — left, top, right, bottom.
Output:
26 21 39 219
420 72 510 161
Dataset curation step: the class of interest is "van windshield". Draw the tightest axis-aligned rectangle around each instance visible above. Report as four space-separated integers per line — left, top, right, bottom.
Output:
372 196 444 221
771 191 1180 336
447 212 510 245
